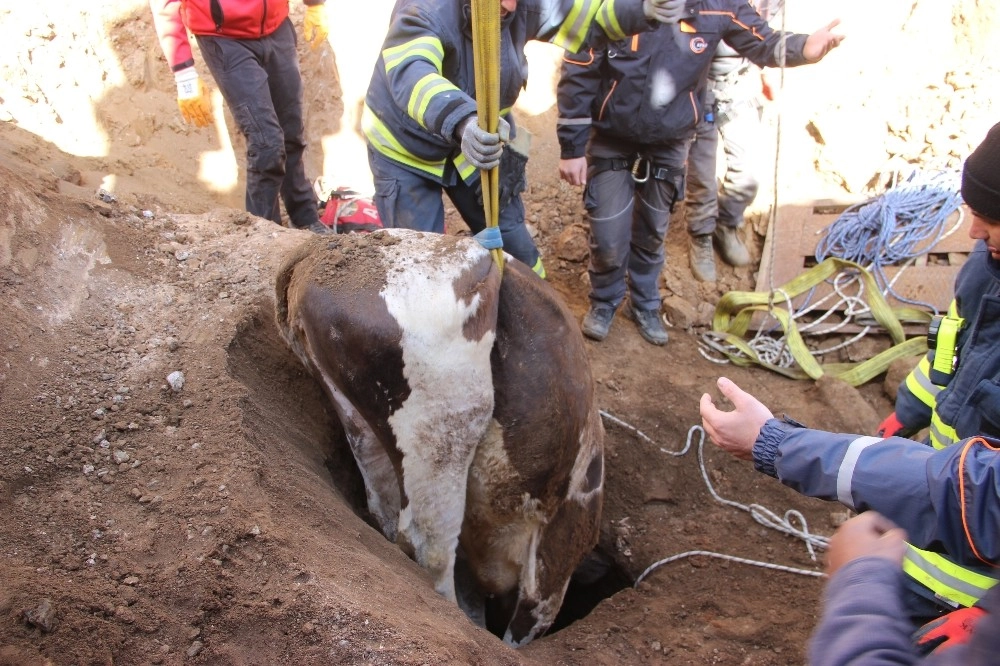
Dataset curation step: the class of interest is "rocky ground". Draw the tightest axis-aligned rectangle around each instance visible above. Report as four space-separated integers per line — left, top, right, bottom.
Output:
0 2 997 665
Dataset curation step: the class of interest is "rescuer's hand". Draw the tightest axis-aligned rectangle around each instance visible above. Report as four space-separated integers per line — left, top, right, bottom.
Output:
303 4 329 50
875 411 906 438
913 606 988 656
643 0 688 23
825 512 907 577
174 67 211 128
457 116 509 170
559 157 587 187
699 376 773 461
803 19 845 63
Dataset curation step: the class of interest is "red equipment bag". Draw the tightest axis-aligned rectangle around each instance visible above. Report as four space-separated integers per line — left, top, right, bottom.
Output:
319 187 383 233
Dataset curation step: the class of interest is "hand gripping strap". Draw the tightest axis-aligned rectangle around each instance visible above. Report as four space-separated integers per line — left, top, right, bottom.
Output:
474 226 503 250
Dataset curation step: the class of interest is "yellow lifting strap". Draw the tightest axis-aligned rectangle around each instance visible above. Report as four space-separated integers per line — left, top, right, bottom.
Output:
470 0 505 274
708 258 933 387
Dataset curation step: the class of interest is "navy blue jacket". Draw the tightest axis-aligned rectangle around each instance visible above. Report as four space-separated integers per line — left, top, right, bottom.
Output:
811 558 1000 665
365 0 653 184
556 0 808 158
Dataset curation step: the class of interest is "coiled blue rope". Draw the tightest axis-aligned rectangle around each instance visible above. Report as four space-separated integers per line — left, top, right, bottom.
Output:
814 169 964 313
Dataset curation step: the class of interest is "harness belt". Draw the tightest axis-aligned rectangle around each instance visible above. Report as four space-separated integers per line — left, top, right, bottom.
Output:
590 157 683 182
590 157 633 173
590 156 686 211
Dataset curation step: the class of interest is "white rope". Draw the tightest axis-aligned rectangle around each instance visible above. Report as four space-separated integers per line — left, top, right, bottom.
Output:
599 414 830 586
635 550 825 587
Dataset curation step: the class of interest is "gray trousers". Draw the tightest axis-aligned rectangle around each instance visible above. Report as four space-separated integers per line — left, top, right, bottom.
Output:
197 19 319 229
685 70 763 237
584 133 690 311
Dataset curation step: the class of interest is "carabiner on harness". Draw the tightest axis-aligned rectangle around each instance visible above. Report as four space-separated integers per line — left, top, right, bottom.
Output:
631 158 650 183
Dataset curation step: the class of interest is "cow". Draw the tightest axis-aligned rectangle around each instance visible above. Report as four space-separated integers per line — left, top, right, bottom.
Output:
274 229 604 646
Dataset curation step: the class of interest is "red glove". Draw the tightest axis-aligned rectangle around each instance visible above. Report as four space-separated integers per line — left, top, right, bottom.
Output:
760 72 774 102
913 606 987 655
876 412 905 438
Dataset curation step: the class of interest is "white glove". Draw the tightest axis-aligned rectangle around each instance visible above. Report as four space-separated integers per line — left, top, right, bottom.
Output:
457 116 510 170
643 0 688 23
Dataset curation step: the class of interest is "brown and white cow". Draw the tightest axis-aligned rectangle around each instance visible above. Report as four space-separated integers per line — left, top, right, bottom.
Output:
274 229 604 646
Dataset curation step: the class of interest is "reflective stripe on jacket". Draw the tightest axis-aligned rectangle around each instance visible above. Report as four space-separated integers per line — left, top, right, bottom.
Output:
364 0 652 185
754 420 1000 607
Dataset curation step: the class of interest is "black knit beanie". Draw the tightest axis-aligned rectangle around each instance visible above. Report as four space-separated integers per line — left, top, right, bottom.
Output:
962 122 1000 221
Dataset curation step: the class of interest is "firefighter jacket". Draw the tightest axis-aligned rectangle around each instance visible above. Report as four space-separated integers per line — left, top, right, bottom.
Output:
556 0 808 159
149 0 325 72
755 418 1000 609
363 0 653 186
894 241 1000 449
810 558 1000 666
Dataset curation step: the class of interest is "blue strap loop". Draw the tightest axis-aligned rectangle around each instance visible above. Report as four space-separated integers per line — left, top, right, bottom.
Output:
474 226 504 250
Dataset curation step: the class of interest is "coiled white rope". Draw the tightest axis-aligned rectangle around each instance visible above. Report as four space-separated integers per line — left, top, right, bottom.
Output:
598 414 830 586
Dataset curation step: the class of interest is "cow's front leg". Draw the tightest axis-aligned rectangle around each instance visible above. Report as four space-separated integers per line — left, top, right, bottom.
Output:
392 408 486 602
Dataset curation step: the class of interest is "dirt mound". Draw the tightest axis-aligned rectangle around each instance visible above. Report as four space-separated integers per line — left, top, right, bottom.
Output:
2 2 997 664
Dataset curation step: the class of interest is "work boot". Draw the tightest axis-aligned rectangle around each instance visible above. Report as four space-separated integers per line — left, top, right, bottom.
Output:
302 221 335 234
581 304 616 341
714 226 751 267
689 234 716 282
624 302 669 346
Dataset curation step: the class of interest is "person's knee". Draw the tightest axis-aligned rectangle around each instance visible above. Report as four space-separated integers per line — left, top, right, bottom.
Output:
247 142 286 177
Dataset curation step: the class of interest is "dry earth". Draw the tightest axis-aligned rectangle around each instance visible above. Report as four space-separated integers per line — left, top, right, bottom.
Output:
1 2 998 665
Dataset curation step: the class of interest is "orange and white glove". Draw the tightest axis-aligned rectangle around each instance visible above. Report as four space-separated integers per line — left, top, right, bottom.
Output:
174 67 211 128
303 4 329 50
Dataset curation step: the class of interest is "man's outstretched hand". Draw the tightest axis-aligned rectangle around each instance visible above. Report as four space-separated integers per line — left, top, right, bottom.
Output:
699 377 773 460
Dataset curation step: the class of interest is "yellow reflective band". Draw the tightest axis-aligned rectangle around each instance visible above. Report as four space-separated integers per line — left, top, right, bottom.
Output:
595 0 628 41
408 74 459 128
552 0 602 52
904 356 939 408
383 36 445 73
532 257 546 279
362 104 446 178
928 410 958 450
453 152 477 181
903 544 999 608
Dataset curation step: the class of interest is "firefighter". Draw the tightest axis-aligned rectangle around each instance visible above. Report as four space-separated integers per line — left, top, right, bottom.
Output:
700 375 1000 656
811 512 999 665
363 0 689 279
878 122 1000 451
555 2 842 345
